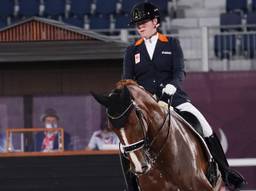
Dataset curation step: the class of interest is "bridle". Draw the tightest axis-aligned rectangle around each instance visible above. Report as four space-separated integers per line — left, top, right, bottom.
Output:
107 99 171 162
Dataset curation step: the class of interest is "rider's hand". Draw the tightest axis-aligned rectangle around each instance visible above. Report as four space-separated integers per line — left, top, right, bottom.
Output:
162 84 177 96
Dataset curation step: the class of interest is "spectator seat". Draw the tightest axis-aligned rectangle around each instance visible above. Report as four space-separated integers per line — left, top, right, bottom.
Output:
90 15 110 29
44 0 66 16
242 34 256 58
226 0 247 13
220 12 242 32
18 0 40 17
95 0 118 15
0 0 14 17
214 34 236 59
70 0 92 16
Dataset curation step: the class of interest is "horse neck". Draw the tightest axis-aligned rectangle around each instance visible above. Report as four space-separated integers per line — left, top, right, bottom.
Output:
148 110 199 160
146 108 172 151
127 85 171 140
162 112 207 168
127 85 187 153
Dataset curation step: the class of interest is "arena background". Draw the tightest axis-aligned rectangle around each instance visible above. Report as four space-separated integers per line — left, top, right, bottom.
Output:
0 0 255 190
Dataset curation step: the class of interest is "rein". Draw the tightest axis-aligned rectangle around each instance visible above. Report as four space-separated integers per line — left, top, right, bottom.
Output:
107 102 133 120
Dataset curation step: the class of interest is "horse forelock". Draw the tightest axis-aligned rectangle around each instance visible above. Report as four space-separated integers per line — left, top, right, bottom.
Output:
107 84 132 119
107 80 144 129
106 86 135 129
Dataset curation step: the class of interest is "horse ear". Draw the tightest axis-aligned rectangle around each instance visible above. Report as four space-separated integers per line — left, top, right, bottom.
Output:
91 92 110 108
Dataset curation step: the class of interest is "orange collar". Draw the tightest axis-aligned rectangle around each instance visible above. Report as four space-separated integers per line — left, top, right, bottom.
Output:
135 33 168 46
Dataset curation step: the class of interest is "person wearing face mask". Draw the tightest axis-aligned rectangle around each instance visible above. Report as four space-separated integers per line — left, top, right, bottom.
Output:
35 108 71 152
122 2 246 190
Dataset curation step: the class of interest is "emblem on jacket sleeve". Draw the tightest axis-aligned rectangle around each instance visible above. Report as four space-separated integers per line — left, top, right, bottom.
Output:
135 53 140 64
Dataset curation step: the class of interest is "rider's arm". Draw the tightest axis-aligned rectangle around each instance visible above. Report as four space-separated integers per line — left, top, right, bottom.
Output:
169 37 186 88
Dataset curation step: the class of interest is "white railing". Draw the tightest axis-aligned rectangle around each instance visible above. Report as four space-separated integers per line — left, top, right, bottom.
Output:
228 158 256 167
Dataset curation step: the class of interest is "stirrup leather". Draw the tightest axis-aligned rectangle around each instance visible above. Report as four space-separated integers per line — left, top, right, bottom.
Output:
206 159 218 186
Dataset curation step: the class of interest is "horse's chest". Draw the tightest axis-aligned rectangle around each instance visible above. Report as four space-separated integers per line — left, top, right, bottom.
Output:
138 172 178 191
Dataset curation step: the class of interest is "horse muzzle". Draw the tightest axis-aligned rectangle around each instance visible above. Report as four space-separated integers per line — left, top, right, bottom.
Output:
120 139 152 175
141 163 151 174
132 160 151 176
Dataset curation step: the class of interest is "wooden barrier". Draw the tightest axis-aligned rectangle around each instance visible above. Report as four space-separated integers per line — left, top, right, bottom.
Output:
0 150 125 191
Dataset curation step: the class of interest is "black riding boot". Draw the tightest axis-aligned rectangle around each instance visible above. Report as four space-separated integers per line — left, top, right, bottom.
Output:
205 133 247 190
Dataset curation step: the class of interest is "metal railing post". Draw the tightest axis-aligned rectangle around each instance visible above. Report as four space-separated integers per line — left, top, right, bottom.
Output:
120 29 128 43
201 26 209 72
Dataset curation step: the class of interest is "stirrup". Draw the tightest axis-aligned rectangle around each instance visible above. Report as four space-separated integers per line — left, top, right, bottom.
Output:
225 168 247 190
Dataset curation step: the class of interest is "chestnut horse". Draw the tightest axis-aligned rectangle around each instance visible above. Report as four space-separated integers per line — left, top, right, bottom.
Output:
92 80 223 191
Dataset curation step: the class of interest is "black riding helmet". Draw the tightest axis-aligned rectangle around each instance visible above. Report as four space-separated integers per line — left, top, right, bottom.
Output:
129 2 160 25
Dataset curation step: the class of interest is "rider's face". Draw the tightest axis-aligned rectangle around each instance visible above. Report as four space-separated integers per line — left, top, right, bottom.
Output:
136 18 158 39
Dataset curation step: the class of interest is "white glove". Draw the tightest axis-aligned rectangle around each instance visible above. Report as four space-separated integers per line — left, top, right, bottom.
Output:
162 84 177 96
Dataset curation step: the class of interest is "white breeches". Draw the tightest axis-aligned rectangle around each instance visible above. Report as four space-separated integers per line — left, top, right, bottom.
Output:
176 102 213 137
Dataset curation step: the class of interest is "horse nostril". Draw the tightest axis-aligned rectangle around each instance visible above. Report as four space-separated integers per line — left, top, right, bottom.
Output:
142 164 149 172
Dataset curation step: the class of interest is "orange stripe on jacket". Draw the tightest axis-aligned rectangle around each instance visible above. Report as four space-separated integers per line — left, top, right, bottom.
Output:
134 33 169 46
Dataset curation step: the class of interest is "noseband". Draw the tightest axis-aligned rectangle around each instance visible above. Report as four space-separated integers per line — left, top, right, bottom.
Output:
107 99 170 162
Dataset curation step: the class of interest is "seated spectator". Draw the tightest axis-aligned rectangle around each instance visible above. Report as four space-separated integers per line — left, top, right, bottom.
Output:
35 108 71 152
87 121 119 150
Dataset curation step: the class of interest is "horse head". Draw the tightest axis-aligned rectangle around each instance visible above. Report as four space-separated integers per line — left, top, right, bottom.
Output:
92 80 165 175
